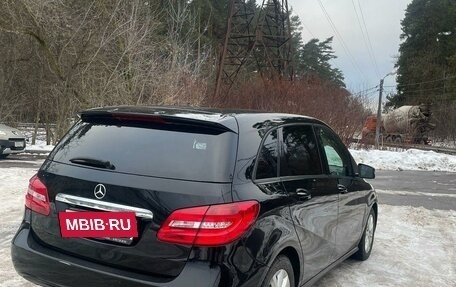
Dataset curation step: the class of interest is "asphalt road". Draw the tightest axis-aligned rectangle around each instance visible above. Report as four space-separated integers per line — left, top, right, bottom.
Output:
368 170 456 211
2 154 455 211
0 154 46 168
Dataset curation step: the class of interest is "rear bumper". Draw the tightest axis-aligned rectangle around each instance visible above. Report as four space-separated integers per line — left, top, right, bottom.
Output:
0 139 26 154
11 223 221 287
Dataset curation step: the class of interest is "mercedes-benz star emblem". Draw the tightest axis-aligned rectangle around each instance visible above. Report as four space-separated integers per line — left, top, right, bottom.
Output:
94 184 107 199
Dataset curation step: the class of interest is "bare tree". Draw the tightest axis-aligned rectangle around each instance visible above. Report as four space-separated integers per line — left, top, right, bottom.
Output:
0 0 211 141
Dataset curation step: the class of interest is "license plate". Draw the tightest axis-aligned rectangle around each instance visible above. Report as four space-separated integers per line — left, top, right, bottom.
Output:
58 211 138 238
14 141 24 147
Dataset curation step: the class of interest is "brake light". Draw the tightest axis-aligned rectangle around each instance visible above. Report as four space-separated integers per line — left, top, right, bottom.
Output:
25 175 50 216
112 114 166 124
157 201 260 246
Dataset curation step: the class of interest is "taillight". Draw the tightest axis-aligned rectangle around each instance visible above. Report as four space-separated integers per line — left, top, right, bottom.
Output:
25 175 50 216
112 114 166 124
157 201 260 246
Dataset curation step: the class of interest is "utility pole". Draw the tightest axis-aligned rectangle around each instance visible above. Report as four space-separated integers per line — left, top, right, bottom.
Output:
375 71 396 149
375 78 384 149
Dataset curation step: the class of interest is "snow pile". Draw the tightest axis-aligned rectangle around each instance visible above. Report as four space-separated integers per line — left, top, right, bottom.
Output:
350 148 456 172
25 140 54 153
18 127 54 154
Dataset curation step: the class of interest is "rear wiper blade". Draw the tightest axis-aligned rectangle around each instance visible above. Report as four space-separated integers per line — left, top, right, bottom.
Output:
69 157 115 170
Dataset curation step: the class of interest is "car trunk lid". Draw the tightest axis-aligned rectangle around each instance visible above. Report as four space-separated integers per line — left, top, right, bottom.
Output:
30 112 238 278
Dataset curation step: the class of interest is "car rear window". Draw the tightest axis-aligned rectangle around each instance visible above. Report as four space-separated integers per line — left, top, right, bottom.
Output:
49 120 237 182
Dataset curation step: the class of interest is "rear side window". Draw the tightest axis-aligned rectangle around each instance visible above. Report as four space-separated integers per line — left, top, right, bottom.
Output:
50 120 237 182
255 129 279 180
281 125 322 176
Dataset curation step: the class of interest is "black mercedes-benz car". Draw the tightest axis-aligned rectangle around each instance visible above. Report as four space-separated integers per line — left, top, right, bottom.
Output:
11 106 377 287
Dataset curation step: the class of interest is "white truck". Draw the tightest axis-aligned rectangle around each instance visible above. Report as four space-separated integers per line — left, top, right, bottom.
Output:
382 105 434 144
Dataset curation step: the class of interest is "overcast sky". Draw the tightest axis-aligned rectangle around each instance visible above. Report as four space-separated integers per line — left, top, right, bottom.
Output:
289 0 412 96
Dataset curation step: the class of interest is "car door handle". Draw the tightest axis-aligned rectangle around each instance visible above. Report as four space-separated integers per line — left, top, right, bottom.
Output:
296 188 312 200
338 184 348 194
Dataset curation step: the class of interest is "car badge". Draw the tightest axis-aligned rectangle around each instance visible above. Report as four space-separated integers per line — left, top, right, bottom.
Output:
94 184 107 199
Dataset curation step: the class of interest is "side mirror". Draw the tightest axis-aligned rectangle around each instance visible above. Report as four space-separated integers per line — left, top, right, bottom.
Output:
358 163 375 179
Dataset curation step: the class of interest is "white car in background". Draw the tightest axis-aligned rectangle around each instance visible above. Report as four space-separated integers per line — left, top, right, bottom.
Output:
0 123 26 158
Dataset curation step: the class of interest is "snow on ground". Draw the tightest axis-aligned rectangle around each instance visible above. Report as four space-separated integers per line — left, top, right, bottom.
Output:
350 148 456 172
0 167 38 286
18 127 54 154
315 204 456 287
25 140 54 153
1 167 455 286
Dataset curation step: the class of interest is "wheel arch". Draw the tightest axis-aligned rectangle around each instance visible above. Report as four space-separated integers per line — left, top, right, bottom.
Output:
371 202 378 225
277 246 301 287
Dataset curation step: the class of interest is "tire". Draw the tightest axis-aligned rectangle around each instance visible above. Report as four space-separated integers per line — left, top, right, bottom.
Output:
261 255 295 287
353 208 376 261
0 154 8 159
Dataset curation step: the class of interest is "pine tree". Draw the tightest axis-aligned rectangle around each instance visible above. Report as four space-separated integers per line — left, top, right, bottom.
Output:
389 0 456 108
296 37 345 87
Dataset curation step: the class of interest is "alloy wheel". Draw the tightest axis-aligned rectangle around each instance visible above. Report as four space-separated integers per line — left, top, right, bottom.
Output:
364 214 375 253
269 269 290 287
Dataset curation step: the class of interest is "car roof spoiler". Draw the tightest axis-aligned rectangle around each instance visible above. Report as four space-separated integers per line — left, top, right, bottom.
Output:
79 110 238 134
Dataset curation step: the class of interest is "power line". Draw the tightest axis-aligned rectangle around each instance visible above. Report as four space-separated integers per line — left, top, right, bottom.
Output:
382 92 456 100
354 90 379 99
384 85 456 94
382 90 456 97
385 75 456 88
316 0 367 83
351 0 380 78
352 85 379 96
301 21 316 39
356 0 380 78
316 0 364 77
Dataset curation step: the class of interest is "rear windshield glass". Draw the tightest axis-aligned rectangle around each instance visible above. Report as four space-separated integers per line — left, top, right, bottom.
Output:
50 120 237 182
